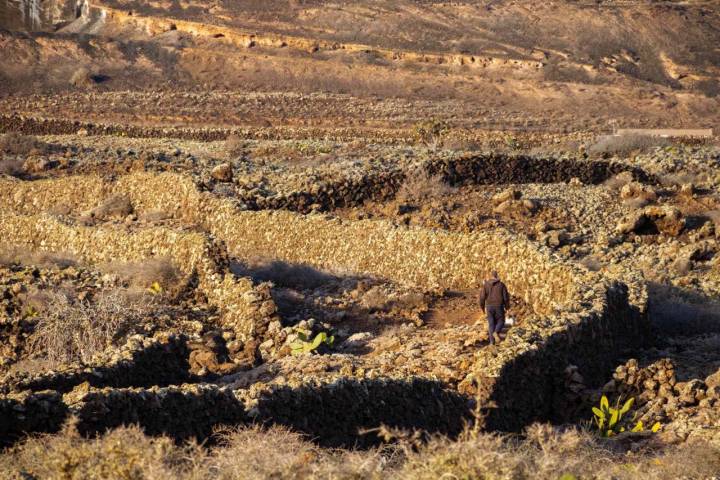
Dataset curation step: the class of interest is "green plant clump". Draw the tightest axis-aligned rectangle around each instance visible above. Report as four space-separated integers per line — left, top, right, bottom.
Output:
592 395 661 437
289 330 334 355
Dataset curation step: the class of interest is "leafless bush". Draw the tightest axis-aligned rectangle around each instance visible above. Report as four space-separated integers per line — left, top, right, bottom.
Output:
139 209 172 222
360 285 391 311
0 132 49 156
100 258 183 296
27 290 153 365
588 134 670 157
396 166 455 204
648 283 720 335
696 78 719 98
704 209 720 228
623 196 652 210
389 291 428 311
412 119 450 150
442 136 482 152
659 172 707 188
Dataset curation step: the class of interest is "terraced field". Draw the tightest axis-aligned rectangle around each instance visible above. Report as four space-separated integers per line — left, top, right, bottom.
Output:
1 0 720 478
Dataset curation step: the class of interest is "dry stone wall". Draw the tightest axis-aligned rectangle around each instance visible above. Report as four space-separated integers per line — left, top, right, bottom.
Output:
1 376 470 448
0 390 67 447
0 172 587 314
428 154 656 186
0 209 277 342
0 171 650 436
1 335 192 395
66 384 248 440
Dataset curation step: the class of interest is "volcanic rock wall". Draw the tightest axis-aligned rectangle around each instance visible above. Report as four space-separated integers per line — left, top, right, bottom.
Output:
0 172 583 314
1 334 191 395
428 154 656 186
0 210 277 342
2 375 471 447
0 171 649 436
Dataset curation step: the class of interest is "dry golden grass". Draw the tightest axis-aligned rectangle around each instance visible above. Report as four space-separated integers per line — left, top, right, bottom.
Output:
2 422 719 480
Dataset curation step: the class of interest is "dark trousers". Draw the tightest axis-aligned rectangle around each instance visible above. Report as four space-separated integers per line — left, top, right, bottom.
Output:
486 305 505 344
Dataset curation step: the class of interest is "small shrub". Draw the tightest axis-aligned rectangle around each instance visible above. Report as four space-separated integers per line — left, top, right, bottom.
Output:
28 290 154 365
396 166 455 204
231 260 335 290
100 258 183 296
579 256 603 272
0 246 78 269
88 194 133 220
0 132 49 156
705 209 720 229
588 134 670 157
603 171 634 191
69 67 99 87
413 119 450 150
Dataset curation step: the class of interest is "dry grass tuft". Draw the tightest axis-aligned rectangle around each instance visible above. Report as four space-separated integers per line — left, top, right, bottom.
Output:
396 166 455 204
2 423 719 479
603 171 634 191
99 258 184 296
704 209 720 229
27 290 154 366
88 194 134 220
0 424 195 480
0 157 25 177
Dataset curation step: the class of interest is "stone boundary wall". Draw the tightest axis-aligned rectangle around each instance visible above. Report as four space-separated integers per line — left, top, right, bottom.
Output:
428 154 657 186
0 210 277 342
249 377 471 448
223 154 654 215
66 384 248 440
0 172 650 437
0 114 410 143
0 172 588 314
1 335 192 395
1 376 470 447
0 390 67 447
468 281 649 431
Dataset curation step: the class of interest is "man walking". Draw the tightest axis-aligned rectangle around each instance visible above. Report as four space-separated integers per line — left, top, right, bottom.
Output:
479 271 510 345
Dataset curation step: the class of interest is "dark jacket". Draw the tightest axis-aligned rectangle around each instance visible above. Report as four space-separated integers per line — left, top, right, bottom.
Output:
479 279 510 310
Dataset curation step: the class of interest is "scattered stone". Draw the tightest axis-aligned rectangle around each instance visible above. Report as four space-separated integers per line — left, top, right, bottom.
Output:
211 163 234 182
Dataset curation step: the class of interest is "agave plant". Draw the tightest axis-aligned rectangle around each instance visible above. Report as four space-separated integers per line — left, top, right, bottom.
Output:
147 281 163 295
290 330 335 356
592 395 661 437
